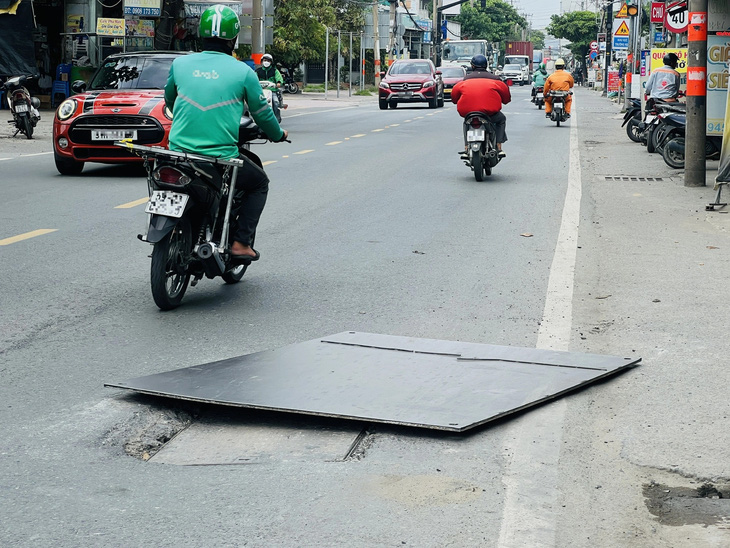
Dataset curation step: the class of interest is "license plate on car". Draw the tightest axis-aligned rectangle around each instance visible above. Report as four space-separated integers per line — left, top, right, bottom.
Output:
91 129 138 141
145 190 189 218
467 128 486 141
399 91 412 97
14 103 29 113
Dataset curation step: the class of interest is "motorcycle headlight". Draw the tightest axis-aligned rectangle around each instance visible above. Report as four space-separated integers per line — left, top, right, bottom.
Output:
423 80 435 88
56 99 77 121
164 105 173 120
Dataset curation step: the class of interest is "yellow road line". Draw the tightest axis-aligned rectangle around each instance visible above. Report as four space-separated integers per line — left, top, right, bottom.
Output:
351 134 366 138
115 197 148 209
282 155 290 158
0 229 58 246
371 128 385 132
326 141 342 145
294 149 314 155
390 123 400 126
415 116 424 119
262 160 277 166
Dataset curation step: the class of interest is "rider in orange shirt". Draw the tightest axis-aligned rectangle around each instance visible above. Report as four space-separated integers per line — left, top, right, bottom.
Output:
543 58 574 118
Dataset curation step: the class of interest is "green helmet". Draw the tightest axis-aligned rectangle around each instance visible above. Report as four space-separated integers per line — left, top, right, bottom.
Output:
539 62 545 70
199 4 240 39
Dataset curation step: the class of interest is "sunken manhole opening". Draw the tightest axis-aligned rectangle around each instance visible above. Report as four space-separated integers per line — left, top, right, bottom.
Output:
604 175 665 182
643 481 730 527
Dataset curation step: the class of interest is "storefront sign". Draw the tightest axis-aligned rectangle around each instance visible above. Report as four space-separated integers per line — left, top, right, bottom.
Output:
641 49 650 76
707 35 730 135
651 2 665 23
184 1 243 17
608 69 620 93
97 18 125 36
709 0 730 33
124 0 162 17
126 18 155 37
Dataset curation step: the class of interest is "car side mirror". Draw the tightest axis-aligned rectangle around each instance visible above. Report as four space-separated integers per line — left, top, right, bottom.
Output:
380 71 386 78
71 80 87 94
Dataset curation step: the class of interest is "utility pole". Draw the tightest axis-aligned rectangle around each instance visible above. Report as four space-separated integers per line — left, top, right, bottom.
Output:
602 2 613 97
388 0 397 64
685 0 708 187
373 2 381 86
432 0 440 66
252 0 263 58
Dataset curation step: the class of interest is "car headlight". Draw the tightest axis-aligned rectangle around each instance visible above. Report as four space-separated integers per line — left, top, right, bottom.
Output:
164 105 173 120
423 80 435 88
379 82 390 89
56 99 77 121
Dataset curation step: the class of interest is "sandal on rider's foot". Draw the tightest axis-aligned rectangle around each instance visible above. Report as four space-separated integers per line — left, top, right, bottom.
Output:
498 150 506 158
230 249 260 264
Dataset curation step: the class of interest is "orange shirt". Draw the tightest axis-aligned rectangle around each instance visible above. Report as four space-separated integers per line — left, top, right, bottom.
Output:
543 70 574 95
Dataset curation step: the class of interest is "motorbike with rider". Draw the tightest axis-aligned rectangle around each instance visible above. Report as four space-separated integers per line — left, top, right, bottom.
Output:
531 62 548 109
543 58 574 124
256 53 286 112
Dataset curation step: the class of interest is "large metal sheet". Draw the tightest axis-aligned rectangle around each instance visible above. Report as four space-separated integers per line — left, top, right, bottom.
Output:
106 332 640 432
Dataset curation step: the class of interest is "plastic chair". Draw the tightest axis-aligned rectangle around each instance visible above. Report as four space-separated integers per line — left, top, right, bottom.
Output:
52 63 72 108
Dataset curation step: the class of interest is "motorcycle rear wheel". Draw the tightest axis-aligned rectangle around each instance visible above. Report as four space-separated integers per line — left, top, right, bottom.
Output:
473 152 484 182
626 118 641 142
150 220 192 310
646 127 656 153
285 82 299 94
662 137 685 169
21 115 33 139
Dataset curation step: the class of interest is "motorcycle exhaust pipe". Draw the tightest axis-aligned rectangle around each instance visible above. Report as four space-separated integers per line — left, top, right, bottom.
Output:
197 242 226 278
666 139 685 154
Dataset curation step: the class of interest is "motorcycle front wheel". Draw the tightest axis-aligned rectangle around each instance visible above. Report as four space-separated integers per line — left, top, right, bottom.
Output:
21 114 33 139
626 118 641 142
150 220 192 310
285 82 299 94
662 137 685 169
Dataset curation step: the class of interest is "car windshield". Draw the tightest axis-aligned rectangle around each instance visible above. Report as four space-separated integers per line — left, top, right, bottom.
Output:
438 67 465 78
89 56 174 90
504 64 521 71
442 43 487 61
389 62 432 76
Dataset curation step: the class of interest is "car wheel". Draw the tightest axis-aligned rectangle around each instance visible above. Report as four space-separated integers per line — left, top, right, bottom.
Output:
438 94 444 107
379 99 388 110
428 96 437 109
54 151 84 175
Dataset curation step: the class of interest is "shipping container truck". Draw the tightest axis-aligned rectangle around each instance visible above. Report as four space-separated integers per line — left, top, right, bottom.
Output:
504 41 534 85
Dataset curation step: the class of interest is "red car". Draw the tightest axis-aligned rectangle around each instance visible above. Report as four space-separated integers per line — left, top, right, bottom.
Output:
378 59 444 110
436 65 466 100
53 51 189 175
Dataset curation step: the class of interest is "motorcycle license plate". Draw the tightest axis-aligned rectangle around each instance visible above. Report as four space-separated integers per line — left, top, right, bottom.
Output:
91 129 138 141
645 115 656 124
14 103 29 113
145 190 189 218
467 128 486 141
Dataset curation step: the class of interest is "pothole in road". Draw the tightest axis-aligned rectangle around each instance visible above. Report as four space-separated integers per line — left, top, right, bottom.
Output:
643 481 730 527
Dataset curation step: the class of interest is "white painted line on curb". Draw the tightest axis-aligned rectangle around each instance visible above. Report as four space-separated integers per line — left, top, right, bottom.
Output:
497 104 581 548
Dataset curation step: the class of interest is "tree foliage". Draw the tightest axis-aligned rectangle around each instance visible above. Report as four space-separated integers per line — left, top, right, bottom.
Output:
546 11 598 61
528 29 545 51
455 1 528 42
269 0 365 70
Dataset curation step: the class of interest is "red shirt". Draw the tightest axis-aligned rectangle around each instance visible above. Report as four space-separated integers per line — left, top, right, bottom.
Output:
451 75 511 117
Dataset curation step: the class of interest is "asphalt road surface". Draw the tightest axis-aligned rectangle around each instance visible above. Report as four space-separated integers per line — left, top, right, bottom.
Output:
2 87 729 547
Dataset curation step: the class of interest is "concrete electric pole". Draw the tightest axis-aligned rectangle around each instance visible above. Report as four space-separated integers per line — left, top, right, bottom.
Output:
685 0 708 187
373 2 381 86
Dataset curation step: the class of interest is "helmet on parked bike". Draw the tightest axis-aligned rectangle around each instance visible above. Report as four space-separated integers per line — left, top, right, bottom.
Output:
199 4 240 39
470 54 488 70
555 58 565 68
663 53 679 69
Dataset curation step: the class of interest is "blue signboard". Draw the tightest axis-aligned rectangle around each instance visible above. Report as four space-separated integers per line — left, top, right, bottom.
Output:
124 7 161 16
654 31 664 43
612 36 629 50
590 51 598 60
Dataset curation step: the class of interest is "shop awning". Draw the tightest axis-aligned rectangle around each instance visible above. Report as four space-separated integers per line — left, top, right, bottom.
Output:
0 0 37 77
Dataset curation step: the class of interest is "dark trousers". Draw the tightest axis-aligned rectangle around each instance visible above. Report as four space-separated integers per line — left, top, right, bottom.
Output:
462 111 507 146
231 153 269 246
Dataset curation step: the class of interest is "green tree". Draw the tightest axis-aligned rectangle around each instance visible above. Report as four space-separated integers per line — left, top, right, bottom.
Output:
269 0 336 69
528 29 545 51
546 11 598 63
455 1 527 42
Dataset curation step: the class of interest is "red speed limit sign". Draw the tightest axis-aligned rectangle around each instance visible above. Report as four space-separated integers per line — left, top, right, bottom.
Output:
590 40 598 51
650 2 665 24
665 1 688 34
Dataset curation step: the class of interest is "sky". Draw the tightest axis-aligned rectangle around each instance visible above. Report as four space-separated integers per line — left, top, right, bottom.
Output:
509 0 564 30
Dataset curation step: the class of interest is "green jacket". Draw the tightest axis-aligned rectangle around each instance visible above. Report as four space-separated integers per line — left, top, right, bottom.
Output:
164 51 283 159
255 65 283 85
533 69 548 86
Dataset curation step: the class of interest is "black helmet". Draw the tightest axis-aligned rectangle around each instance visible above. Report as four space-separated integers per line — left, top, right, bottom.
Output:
471 54 488 70
663 53 678 69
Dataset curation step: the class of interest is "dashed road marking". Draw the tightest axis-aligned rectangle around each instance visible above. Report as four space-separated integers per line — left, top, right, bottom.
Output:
294 149 315 155
115 197 148 209
371 129 385 132
390 123 400 127
351 134 366 138
0 229 58 246
326 141 342 145
262 160 277 166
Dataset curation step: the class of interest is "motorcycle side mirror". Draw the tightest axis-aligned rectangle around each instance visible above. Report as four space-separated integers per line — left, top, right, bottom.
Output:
71 80 87 94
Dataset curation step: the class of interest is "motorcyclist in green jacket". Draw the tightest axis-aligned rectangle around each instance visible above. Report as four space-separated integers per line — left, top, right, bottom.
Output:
164 4 288 262
532 62 548 103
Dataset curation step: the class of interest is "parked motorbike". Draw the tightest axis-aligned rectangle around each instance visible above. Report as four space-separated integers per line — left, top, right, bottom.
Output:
281 68 299 94
1 75 41 139
638 99 685 153
463 112 502 181
114 117 287 310
531 86 545 110
660 119 722 169
259 80 282 122
621 97 642 142
547 90 571 126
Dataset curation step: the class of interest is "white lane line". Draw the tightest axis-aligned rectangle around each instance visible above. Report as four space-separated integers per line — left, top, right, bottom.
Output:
371 128 385 132
0 229 58 246
294 149 314 155
115 197 148 209
351 134 366 138
284 106 358 118
497 107 581 548
21 152 53 157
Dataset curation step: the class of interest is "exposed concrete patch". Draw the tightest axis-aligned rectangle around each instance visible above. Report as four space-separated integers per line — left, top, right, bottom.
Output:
366 474 482 507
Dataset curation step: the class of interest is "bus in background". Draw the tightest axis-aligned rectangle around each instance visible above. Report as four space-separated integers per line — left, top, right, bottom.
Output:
441 40 492 70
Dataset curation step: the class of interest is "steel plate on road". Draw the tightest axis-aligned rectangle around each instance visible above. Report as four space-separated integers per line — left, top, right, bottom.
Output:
106 332 640 433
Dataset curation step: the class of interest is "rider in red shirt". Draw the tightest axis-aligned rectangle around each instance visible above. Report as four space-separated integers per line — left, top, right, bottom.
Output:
451 55 511 158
